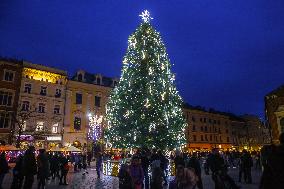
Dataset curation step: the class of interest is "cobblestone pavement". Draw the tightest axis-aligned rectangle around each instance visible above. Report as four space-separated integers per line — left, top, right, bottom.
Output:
2 164 262 189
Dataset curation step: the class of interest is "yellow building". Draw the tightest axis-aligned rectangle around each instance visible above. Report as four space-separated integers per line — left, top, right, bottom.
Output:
183 105 234 151
63 70 117 149
18 62 67 148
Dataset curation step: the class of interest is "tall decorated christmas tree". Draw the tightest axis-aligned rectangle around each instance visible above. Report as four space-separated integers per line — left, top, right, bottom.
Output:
105 10 187 150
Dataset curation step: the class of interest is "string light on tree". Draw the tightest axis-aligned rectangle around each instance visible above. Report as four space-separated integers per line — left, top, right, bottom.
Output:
105 10 187 150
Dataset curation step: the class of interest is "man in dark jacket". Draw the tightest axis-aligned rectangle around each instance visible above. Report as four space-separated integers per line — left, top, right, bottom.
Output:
241 150 253 184
22 146 37 189
260 133 284 189
11 154 24 189
59 153 69 185
37 149 50 189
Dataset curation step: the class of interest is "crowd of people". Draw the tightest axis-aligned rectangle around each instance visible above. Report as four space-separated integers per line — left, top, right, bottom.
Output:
0 133 283 189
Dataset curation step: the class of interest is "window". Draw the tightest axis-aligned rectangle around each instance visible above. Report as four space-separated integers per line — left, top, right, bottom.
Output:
76 93 82 104
21 101 30 111
201 135 204 141
193 135 196 141
40 86 47 96
0 91 13 106
22 121 26 131
209 119 211 123
204 118 207 123
217 120 220 125
192 125 196 131
52 123 59 133
0 113 10 128
36 121 44 131
24 84 32 93
226 129 229 133
97 77 101 85
95 96 101 107
201 126 203 131
205 134 208 141
38 103 45 113
3 70 14 81
78 74 83 82
53 105 60 114
220 136 222 142
200 118 202 122
192 116 195 122
114 81 117 86
55 89 61 98
210 135 212 141
205 126 207 132
227 137 230 143
74 117 81 130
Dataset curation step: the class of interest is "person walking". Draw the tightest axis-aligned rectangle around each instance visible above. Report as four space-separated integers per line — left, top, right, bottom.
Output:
37 149 49 189
96 152 103 179
11 154 24 189
22 146 37 189
187 153 203 189
0 152 9 189
59 153 69 185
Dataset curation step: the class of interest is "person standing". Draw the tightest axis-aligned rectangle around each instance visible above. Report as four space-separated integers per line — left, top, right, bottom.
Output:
130 156 144 189
187 153 203 189
50 154 60 179
59 153 69 185
37 149 49 189
242 150 253 184
0 152 9 189
96 152 103 179
22 146 37 189
11 154 24 189
118 164 133 189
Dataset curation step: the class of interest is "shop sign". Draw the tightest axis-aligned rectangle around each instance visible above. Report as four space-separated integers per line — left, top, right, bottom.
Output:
46 136 62 141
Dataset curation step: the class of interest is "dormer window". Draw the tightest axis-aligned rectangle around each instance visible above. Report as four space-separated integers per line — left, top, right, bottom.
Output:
78 74 83 82
96 77 101 85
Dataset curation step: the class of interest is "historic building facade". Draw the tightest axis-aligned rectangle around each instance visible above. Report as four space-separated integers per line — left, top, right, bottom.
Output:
183 105 233 151
183 104 270 151
0 58 23 144
17 62 67 148
265 85 284 143
63 70 118 149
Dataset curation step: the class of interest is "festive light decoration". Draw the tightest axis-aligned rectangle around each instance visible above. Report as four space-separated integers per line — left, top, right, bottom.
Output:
105 10 187 150
23 68 66 84
88 114 103 142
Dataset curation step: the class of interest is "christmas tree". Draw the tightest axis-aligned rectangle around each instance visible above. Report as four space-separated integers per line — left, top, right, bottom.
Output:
105 10 187 150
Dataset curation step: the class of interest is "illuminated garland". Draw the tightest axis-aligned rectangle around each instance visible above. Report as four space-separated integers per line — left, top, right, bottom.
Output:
105 10 187 150
88 115 103 142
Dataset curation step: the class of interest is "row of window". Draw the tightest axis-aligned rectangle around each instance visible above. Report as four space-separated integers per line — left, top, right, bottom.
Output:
21 101 61 114
192 135 230 143
75 93 101 107
191 125 229 133
187 115 227 125
24 84 62 97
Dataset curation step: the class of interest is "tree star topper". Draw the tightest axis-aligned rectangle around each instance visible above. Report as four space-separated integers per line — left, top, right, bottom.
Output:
139 10 153 23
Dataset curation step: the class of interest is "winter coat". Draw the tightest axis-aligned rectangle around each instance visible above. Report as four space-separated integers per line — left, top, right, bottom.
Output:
37 153 50 178
260 144 284 189
22 151 37 176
